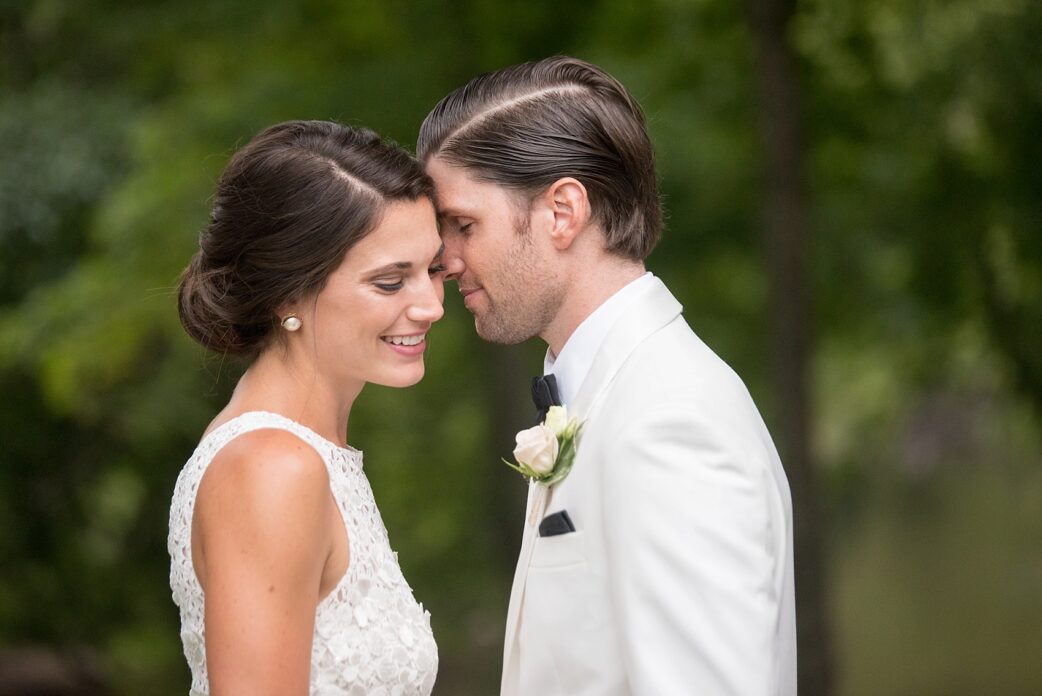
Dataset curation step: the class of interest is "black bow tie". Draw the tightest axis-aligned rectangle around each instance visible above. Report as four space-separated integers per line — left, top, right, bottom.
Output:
531 374 562 424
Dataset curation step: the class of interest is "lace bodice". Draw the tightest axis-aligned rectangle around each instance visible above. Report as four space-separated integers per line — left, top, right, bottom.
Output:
168 411 437 695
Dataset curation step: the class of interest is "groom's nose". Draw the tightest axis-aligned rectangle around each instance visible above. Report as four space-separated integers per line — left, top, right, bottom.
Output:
441 243 466 282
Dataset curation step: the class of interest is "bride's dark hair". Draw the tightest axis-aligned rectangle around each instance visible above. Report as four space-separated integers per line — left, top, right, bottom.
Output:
178 120 433 357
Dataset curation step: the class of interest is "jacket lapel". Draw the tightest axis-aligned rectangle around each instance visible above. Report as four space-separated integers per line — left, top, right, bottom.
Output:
501 483 550 693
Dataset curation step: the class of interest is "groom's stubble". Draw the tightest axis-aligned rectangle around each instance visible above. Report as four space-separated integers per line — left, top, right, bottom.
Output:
471 213 564 346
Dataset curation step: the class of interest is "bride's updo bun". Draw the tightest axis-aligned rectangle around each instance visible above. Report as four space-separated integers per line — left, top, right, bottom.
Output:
177 120 433 357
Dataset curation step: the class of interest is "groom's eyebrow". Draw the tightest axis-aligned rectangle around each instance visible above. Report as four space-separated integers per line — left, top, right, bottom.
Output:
436 205 469 220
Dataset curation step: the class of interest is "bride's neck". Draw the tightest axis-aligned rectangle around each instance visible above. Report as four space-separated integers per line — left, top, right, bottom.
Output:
224 349 362 448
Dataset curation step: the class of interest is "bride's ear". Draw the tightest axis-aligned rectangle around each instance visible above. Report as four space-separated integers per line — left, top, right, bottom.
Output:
542 178 591 251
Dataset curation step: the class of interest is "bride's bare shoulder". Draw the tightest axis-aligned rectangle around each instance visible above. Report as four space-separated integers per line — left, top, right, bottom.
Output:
195 428 331 546
206 426 327 487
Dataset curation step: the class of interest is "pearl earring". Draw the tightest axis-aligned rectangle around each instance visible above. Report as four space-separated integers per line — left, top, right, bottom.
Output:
281 315 302 332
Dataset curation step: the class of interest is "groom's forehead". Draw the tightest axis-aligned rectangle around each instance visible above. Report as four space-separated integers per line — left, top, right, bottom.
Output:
429 170 518 218
427 160 475 209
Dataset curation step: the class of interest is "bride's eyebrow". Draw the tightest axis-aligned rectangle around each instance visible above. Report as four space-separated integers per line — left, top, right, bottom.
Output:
364 261 412 276
363 244 444 276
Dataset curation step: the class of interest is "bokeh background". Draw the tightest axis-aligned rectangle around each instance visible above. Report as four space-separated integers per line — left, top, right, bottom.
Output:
1 1 1040 694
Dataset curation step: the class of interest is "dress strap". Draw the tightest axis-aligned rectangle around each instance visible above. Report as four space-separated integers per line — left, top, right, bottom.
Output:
199 410 344 468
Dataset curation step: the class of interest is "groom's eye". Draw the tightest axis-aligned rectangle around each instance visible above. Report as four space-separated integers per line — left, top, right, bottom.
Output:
457 222 473 236
428 263 447 277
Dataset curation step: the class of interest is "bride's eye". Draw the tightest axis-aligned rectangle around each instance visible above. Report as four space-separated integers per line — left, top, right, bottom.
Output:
374 278 404 292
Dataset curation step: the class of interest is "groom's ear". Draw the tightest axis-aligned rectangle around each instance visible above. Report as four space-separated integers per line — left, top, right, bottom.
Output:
542 178 591 251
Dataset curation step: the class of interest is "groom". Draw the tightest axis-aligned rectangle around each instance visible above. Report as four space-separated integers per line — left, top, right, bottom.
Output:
419 56 797 695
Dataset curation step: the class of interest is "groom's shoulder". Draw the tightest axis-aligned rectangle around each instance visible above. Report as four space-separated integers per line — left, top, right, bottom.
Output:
613 314 757 414
630 314 736 381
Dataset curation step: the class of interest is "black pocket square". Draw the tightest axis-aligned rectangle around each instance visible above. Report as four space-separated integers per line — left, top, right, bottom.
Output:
538 510 576 537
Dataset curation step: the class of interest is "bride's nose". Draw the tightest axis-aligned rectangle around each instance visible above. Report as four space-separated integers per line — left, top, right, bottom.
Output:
407 278 445 323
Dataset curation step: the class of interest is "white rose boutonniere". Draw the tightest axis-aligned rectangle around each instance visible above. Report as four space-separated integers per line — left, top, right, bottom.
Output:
503 405 583 485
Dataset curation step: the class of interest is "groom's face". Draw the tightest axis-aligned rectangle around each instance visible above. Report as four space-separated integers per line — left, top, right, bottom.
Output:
426 157 564 344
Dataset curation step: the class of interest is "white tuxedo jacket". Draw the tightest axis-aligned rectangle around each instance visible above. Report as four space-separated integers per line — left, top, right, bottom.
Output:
501 278 797 696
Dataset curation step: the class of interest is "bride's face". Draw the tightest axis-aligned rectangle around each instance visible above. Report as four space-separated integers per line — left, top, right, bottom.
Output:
296 197 446 389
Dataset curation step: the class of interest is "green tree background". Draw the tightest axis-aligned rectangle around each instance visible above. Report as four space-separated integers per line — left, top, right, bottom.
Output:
1 1 1039 694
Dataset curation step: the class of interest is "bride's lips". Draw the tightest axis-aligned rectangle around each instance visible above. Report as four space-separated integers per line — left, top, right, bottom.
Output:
380 332 427 357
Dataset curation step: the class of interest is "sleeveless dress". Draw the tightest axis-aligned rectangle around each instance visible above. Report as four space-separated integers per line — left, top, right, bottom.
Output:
168 411 438 696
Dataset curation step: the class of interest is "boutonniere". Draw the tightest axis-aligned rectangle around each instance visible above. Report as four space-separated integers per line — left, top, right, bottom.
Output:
503 405 583 485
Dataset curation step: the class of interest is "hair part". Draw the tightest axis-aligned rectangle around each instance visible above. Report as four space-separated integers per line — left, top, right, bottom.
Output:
178 120 432 357
417 55 662 261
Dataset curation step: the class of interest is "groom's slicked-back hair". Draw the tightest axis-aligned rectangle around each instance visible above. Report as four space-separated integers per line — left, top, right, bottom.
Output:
417 56 662 261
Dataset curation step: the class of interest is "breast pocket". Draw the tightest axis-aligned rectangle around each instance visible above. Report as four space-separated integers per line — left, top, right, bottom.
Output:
530 530 587 569
525 531 592 643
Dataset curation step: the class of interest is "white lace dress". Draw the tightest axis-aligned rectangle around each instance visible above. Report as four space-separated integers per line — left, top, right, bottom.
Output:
168 411 438 696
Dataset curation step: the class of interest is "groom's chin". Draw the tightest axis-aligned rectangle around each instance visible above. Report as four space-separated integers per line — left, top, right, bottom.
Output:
478 334 528 347
474 318 535 346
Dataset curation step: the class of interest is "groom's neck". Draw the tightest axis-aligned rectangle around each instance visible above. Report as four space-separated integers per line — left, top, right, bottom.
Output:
541 254 645 357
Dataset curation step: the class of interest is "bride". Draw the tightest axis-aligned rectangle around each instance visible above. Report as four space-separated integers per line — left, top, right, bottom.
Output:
168 120 453 695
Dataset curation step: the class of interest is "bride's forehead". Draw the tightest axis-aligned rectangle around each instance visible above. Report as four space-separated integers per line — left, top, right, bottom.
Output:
334 219 440 272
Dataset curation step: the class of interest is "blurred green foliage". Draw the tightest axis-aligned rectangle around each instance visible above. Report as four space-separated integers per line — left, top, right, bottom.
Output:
1 1 1039 694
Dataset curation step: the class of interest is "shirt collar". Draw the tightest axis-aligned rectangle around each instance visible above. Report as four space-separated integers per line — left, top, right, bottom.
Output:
543 272 655 406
